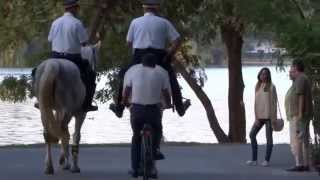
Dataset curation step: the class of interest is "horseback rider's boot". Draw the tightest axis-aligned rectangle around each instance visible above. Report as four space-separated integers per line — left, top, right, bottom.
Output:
175 98 191 116
83 80 98 112
109 103 125 118
109 82 125 118
80 62 98 112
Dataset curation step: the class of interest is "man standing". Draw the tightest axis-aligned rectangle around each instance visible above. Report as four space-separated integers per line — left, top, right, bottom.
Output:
286 60 313 172
110 0 190 118
122 53 172 178
47 0 97 111
285 66 298 168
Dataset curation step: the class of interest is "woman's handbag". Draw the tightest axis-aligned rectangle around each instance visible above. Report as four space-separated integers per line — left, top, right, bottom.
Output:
272 99 284 132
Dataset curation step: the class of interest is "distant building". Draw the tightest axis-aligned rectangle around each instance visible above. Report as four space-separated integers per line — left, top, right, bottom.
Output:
242 41 286 65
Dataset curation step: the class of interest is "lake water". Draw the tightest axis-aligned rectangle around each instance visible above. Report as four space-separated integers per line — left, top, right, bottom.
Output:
0 66 294 146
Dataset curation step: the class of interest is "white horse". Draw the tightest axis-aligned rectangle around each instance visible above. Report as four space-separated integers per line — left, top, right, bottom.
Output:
33 44 99 174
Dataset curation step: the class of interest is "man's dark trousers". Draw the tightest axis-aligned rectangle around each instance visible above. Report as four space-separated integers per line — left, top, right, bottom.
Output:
130 104 162 171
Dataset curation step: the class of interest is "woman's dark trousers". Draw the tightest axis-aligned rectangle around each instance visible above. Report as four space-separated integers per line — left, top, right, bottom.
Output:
249 119 273 162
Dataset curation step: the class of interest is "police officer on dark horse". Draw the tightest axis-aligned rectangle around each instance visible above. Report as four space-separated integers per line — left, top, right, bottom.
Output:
110 0 191 117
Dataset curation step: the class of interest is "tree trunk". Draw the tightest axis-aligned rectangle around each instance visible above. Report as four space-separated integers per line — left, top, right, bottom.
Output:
174 59 230 143
88 0 115 43
221 23 246 143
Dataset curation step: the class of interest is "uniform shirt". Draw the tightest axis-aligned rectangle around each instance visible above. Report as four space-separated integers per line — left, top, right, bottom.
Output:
123 64 170 105
126 12 180 50
48 12 88 54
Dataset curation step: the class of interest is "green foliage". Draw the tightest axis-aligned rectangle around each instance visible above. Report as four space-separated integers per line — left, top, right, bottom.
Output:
98 20 132 71
0 0 60 67
0 0 99 67
0 0 319 103
0 0 61 50
275 19 320 59
95 71 119 103
309 60 320 139
0 75 30 103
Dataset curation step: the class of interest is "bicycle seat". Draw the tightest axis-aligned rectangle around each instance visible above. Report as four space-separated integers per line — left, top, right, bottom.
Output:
141 124 153 135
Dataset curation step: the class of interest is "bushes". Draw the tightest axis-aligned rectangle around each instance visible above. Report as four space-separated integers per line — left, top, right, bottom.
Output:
0 75 31 103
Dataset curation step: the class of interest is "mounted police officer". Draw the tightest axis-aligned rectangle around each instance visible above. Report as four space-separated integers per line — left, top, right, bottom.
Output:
35 0 98 112
110 0 191 118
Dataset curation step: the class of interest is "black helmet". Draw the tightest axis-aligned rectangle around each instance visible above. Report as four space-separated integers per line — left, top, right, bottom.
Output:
142 0 161 5
63 0 79 8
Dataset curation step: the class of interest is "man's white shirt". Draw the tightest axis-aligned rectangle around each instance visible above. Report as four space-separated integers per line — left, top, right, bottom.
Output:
123 64 171 105
48 12 88 54
126 12 180 50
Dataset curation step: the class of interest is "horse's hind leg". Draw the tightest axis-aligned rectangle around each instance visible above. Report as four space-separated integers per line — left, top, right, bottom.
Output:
60 128 71 170
58 113 71 170
70 113 86 173
60 134 71 170
44 131 54 175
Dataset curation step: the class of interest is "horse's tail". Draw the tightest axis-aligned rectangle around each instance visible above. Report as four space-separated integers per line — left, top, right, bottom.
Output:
38 62 62 142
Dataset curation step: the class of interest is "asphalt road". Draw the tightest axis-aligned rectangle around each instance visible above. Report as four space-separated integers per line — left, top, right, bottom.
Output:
0 144 318 180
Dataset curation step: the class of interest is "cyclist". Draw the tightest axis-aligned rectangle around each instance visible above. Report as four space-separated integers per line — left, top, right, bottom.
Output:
122 53 172 178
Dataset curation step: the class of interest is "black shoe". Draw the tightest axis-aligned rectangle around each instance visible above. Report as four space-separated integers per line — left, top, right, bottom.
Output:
85 105 98 112
286 166 304 172
148 166 158 179
128 169 139 178
109 103 124 118
154 150 165 160
302 166 310 171
177 99 191 116
183 99 191 112
34 102 39 109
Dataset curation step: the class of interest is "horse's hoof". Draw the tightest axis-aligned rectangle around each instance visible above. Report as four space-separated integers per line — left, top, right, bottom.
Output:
59 156 65 165
71 167 81 173
61 164 71 170
44 166 54 175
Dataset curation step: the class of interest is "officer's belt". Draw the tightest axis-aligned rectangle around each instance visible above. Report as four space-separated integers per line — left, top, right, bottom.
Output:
52 51 81 57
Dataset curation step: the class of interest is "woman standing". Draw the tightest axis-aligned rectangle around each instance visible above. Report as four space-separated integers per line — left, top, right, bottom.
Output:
246 67 278 167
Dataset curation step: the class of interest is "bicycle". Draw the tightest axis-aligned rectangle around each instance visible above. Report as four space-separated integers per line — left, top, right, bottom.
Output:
140 123 157 180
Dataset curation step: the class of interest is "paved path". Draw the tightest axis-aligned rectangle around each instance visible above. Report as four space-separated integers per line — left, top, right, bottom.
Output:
0 144 318 180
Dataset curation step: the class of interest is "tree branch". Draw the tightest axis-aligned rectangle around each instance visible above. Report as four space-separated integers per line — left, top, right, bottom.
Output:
291 0 308 20
173 53 230 143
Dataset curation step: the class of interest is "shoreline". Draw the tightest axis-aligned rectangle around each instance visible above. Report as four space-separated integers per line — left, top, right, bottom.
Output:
0 63 289 70
0 142 289 149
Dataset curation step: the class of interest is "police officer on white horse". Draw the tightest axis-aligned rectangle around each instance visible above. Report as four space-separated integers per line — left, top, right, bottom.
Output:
110 0 191 117
34 0 98 112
